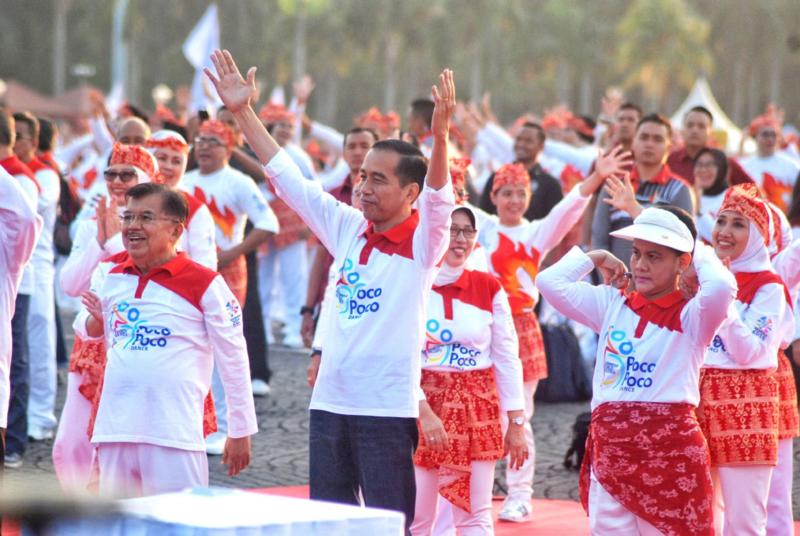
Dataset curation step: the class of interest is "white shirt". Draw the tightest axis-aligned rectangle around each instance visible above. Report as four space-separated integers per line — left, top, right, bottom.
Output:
87 253 258 451
478 185 590 315
422 268 524 412
741 152 800 212
182 165 279 250
29 163 61 267
696 191 726 244
264 149 454 418
536 244 736 409
0 170 42 427
2 160 39 295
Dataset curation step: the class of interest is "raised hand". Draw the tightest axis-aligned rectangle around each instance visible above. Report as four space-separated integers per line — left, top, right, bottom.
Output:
601 87 623 119
204 49 257 113
603 173 642 218
81 290 104 324
430 69 456 140
587 250 630 290
595 145 632 180
293 75 316 106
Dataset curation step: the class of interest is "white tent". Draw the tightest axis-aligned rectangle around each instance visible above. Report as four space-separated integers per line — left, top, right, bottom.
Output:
670 77 749 153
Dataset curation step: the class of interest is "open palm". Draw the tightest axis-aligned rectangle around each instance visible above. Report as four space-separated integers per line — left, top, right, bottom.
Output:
204 49 257 113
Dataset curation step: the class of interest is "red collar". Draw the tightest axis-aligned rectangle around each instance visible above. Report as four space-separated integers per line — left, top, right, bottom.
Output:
433 269 470 291
362 210 419 242
118 251 190 277
1 155 35 180
630 164 673 188
25 156 48 174
624 289 687 338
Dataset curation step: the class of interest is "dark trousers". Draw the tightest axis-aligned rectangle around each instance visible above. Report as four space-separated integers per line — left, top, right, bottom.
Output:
55 299 68 366
7 294 30 456
243 230 271 383
309 410 418 533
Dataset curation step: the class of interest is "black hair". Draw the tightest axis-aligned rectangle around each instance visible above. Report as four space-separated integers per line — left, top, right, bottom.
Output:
519 121 546 143
573 115 596 144
685 106 713 123
37 117 56 152
125 182 188 223
653 204 698 254
13 111 39 143
370 139 427 190
618 102 643 117
452 206 476 229
343 127 378 149
163 121 188 140
694 147 728 196
0 110 14 146
410 99 435 128
636 113 673 138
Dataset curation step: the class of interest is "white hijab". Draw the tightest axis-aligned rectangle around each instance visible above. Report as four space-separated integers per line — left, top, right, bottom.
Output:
729 221 773 273
435 205 479 286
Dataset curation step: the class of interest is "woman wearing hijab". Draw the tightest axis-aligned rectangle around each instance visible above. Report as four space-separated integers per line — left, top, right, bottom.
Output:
696 183 795 535
693 147 729 243
411 205 526 535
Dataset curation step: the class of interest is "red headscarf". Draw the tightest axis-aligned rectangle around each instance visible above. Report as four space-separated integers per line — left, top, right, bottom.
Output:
109 142 159 182
491 163 530 194
198 120 235 149
719 183 771 244
258 103 295 125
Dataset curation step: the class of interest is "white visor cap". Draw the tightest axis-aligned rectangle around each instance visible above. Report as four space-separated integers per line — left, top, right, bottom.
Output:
610 207 694 253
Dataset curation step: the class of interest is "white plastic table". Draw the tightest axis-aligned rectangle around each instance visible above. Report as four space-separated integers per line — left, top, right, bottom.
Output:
45 487 406 535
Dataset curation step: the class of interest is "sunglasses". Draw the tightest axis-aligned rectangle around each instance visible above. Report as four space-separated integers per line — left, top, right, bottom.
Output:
104 170 138 183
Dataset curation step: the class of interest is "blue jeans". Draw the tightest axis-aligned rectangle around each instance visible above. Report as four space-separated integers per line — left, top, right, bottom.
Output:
309 410 418 532
7 294 30 456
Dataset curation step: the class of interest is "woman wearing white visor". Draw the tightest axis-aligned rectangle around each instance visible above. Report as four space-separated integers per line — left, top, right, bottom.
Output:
537 206 736 535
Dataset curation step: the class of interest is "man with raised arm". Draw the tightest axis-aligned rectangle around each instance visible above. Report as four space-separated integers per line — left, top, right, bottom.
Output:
206 49 455 531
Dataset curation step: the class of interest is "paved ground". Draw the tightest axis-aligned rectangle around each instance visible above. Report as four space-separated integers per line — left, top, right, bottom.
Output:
6 337 800 518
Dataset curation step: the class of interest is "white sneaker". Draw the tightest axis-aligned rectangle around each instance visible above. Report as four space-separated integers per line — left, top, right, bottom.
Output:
28 426 55 441
497 498 532 523
205 432 226 456
251 378 271 397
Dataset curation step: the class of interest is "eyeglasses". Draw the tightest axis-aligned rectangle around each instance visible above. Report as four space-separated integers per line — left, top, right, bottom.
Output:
449 226 477 239
758 131 777 138
194 136 224 147
15 132 31 141
120 212 182 226
694 161 718 169
104 170 138 183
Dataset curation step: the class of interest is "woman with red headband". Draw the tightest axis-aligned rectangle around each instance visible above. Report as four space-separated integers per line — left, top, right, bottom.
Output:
537 205 736 535
478 147 630 522
696 183 794 535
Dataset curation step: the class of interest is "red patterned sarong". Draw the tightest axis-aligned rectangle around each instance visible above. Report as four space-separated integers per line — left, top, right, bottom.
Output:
580 402 714 536
775 352 799 440
218 253 247 306
414 368 504 513
269 198 309 248
696 367 779 465
68 334 107 402
513 311 547 382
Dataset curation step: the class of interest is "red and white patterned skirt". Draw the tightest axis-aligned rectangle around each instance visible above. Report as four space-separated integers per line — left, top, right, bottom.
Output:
68 334 107 402
414 368 504 513
218 253 247 307
775 352 800 440
580 402 714 536
696 367 779 466
513 311 547 382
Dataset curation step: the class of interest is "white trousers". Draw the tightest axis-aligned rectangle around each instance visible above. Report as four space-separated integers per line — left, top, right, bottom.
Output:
500 380 537 502
258 241 309 341
713 465 773 536
96 442 208 498
27 261 57 431
767 438 794 536
588 473 663 535
52 372 94 491
411 461 496 536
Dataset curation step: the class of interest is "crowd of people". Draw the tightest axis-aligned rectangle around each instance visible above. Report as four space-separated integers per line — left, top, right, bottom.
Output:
0 45 799 536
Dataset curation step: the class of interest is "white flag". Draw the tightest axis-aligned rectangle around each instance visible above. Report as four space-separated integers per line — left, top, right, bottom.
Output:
182 4 221 114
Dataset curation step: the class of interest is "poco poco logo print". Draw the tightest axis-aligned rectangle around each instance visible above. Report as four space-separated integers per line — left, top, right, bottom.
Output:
601 327 657 391
226 300 242 327
708 334 728 354
424 319 481 370
752 316 773 341
108 301 171 351
334 258 383 319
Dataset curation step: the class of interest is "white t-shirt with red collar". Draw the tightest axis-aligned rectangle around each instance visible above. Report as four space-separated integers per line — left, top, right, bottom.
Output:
741 152 800 213
264 149 454 418
87 253 257 451
422 268 524 412
536 244 736 409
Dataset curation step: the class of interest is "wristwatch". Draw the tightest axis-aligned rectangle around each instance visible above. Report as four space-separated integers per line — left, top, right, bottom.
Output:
510 416 525 426
300 305 315 316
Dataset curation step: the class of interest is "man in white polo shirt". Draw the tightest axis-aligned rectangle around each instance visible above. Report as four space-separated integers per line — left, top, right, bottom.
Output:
80 183 257 497
206 49 455 529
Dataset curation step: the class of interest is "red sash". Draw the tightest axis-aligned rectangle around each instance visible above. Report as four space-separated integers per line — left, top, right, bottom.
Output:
580 402 714 535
